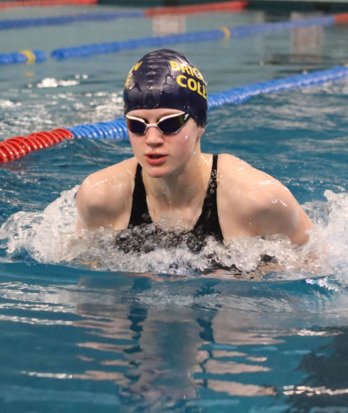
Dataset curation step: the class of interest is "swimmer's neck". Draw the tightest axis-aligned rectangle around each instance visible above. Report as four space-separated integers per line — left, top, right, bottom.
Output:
143 153 211 208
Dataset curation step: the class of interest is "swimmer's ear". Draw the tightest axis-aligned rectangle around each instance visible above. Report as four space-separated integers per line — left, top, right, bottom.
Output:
197 127 205 139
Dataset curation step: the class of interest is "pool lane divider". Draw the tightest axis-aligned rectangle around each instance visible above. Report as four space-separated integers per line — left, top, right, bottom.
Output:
1 64 348 164
133 1 248 17
0 2 246 31
0 0 96 8
50 14 345 60
49 14 347 60
335 13 348 24
0 129 73 163
0 50 47 65
1 13 348 65
207 65 348 108
1 14 348 65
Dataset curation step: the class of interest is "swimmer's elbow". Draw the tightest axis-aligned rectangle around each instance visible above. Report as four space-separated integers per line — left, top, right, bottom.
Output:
289 213 313 246
288 227 310 246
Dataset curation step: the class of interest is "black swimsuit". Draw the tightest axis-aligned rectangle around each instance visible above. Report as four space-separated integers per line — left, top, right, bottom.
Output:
114 155 275 273
115 155 223 253
129 154 223 239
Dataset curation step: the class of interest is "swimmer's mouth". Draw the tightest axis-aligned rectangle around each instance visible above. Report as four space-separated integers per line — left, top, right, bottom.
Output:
146 154 167 159
145 153 168 165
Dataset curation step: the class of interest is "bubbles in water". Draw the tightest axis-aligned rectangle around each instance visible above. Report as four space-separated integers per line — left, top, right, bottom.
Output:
0 188 347 281
319 190 348 276
36 78 80 89
0 99 21 109
0 187 78 263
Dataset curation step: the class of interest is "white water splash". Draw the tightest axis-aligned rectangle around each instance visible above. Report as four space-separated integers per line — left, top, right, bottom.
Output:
36 76 87 89
0 188 78 263
0 188 347 280
0 99 21 109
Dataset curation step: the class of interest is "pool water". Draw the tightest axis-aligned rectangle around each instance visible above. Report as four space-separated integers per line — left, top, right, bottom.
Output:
0 4 348 412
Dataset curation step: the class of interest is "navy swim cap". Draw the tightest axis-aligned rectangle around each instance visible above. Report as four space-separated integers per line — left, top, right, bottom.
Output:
123 49 207 127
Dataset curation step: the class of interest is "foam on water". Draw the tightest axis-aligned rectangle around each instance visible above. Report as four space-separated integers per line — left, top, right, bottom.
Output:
0 77 124 137
0 187 347 281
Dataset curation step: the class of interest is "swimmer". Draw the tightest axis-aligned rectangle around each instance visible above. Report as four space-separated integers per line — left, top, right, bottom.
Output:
76 49 312 250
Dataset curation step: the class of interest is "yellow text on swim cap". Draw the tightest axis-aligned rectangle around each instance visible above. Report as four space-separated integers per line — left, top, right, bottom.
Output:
125 61 143 89
132 61 143 72
176 75 207 100
169 60 204 80
169 60 207 100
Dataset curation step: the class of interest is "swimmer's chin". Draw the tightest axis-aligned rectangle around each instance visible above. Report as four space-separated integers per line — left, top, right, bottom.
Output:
138 160 170 178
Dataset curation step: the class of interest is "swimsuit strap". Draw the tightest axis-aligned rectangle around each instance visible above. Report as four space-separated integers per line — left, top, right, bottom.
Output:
128 163 151 227
192 154 224 241
128 155 223 241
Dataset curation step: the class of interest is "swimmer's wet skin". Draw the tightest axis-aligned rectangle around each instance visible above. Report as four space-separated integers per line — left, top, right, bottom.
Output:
76 48 313 273
115 154 223 254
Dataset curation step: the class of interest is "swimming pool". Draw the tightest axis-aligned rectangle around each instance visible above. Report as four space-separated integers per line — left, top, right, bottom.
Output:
0 3 348 412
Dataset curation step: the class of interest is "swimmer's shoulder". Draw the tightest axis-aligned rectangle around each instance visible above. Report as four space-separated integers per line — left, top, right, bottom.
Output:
217 153 312 244
217 153 290 215
78 157 137 198
217 153 278 188
76 158 137 229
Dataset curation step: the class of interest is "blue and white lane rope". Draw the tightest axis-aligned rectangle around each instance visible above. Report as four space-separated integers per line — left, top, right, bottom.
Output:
1 14 345 65
67 65 348 141
51 29 224 60
51 16 337 60
208 65 348 108
0 49 47 65
0 1 245 30
2 64 347 163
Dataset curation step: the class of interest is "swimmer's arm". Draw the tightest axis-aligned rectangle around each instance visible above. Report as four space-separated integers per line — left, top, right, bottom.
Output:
75 181 116 230
250 185 313 246
76 159 136 231
76 176 130 231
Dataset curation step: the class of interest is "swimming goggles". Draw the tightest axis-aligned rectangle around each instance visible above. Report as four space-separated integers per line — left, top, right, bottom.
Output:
125 112 190 136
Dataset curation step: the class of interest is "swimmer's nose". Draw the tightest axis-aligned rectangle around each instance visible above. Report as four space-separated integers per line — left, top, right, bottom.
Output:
145 125 164 146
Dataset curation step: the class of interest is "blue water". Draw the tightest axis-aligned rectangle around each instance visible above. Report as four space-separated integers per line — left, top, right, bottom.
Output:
1 4 348 412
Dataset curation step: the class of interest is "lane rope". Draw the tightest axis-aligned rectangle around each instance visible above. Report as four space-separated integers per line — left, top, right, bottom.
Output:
0 129 73 163
50 15 339 60
145 1 247 16
0 1 247 31
1 13 347 65
0 0 96 8
1 65 348 163
0 49 46 65
19 49 37 64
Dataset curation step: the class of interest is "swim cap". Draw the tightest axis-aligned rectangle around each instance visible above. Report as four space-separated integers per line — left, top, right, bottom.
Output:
123 49 207 127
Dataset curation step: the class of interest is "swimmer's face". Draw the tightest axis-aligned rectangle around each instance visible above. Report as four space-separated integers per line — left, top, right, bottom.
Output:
127 107 204 178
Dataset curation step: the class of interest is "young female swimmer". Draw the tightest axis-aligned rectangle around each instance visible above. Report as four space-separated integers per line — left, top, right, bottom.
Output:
76 49 312 251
